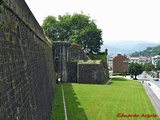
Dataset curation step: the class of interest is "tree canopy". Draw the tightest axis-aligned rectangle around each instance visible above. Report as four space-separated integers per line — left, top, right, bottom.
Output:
128 63 143 80
42 13 103 52
156 61 160 70
143 62 155 72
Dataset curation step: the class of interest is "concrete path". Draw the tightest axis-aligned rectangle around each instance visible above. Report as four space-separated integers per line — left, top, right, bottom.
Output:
142 82 160 118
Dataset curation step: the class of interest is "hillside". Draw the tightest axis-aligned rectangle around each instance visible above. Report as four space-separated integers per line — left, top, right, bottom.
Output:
101 41 159 55
130 44 160 57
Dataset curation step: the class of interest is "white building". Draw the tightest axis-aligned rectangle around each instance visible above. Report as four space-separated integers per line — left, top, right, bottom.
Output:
128 57 151 64
108 58 113 70
152 55 160 67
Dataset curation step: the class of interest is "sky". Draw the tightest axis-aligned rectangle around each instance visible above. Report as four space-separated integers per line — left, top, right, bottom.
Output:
25 0 160 44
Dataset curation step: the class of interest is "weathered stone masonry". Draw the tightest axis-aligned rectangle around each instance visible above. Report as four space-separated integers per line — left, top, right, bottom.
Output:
53 42 71 82
53 41 105 84
77 64 104 84
0 0 55 120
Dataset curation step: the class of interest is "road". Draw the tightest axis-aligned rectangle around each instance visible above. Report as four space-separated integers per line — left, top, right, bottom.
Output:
138 72 160 88
137 72 160 117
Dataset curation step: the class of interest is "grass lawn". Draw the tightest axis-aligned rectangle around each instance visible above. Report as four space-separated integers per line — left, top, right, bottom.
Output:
51 77 159 120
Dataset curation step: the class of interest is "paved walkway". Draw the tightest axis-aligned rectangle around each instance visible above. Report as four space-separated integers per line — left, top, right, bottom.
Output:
142 82 160 118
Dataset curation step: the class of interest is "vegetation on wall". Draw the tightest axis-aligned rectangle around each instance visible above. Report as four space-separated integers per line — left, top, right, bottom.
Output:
0 1 3 14
86 52 109 83
77 60 101 64
0 5 3 13
41 13 103 52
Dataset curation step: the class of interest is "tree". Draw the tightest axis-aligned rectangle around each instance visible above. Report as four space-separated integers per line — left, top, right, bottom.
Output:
41 16 59 40
42 13 103 52
157 61 160 70
143 62 155 72
128 63 143 80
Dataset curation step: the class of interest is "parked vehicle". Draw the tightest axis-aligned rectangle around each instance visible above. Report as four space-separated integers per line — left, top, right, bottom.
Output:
153 78 159 81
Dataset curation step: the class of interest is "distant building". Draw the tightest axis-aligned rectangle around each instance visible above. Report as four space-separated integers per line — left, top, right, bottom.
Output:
128 57 151 64
109 55 152 73
152 55 160 67
113 54 129 73
108 58 113 70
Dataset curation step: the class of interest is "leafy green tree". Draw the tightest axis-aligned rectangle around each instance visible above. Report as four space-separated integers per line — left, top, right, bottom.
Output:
128 63 143 80
41 16 58 40
157 61 160 70
42 13 103 52
143 62 155 71
0 5 3 13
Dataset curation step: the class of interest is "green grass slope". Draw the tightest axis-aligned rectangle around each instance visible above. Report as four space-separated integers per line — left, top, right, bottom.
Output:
51 78 159 120
50 85 64 120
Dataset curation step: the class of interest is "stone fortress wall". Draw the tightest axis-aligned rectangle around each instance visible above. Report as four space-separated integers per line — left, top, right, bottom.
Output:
0 0 108 119
53 42 105 84
0 0 55 119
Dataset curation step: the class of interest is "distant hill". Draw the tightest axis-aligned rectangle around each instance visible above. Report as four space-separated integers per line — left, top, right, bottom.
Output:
101 41 159 56
130 42 159 52
101 45 125 53
130 44 160 57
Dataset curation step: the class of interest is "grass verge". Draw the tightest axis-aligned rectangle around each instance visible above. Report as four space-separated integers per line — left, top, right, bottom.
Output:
50 84 64 120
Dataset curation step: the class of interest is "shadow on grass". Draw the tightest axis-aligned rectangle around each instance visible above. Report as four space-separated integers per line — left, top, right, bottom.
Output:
63 84 88 120
51 84 65 120
111 77 129 81
107 77 129 85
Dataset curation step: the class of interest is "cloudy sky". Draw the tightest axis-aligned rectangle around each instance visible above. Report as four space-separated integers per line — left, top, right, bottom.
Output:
25 0 160 44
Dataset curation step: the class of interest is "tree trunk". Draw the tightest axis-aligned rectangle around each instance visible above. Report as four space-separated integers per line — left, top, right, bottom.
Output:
134 75 137 80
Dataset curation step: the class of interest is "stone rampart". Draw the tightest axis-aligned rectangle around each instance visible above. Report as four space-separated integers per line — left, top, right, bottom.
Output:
77 63 104 84
0 0 55 119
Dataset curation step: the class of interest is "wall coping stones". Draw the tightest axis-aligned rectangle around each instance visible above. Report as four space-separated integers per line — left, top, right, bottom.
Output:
77 60 102 64
1 0 52 48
